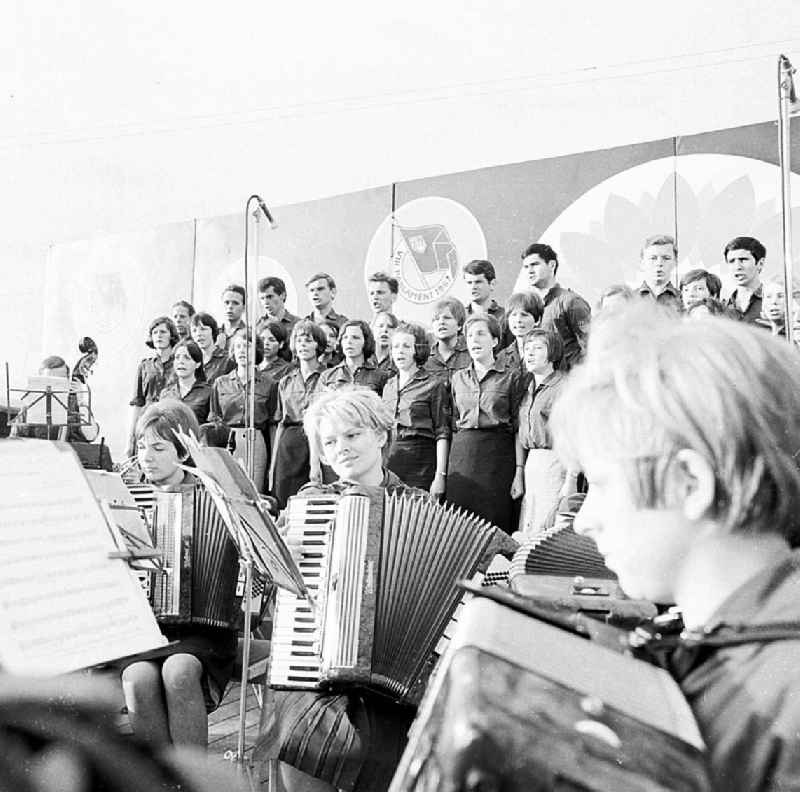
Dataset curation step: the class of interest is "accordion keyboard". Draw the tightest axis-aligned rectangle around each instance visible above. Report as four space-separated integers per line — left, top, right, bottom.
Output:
269 496 338 689
434 571 484 657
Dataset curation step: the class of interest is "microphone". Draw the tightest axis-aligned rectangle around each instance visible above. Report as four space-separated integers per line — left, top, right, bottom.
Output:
254 196 278 229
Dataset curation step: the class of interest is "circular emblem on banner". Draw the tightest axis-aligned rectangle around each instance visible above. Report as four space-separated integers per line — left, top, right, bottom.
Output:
365 197 487 317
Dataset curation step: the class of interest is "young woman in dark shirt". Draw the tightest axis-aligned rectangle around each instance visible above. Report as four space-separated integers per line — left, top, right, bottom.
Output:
189 312 235 385
206 331 276 492
122 400 238 749
127 316 179 457
270 320 327 507
495 291 544 384
320 320 391 395
159 340 212 424
382 321 450 494
258 320 294 382
370 310 399 375
446 315 524 533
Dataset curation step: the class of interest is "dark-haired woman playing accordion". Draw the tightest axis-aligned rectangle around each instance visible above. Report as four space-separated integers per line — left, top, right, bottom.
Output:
121 400 239 749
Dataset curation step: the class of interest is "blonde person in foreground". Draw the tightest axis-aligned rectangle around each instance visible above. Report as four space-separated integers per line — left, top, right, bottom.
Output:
550 303 800 791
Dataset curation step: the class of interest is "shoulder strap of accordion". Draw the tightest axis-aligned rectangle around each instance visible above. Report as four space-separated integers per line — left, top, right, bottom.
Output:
680 620 800 648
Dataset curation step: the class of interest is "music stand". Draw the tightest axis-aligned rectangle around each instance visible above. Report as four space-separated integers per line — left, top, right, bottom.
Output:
5 365 97 440
175 431 307 768
13 375 71 439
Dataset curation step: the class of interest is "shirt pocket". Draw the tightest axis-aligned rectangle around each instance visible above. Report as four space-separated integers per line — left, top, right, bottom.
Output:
408 398 434 431
478 382 510 420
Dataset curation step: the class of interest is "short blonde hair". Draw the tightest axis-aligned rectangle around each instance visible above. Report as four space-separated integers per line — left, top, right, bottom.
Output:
303 387 394 459
762 274 800 299
551 303 800 541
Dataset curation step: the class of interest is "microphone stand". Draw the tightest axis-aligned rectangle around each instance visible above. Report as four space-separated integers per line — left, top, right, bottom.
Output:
235 194 277 773
242 194 278 480
778 54 798 346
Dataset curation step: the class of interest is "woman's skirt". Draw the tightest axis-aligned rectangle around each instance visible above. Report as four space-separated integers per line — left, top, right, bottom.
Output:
519 448 566 537
446 428 515 533
255 689 414 792
273 424 310 509
386 435 436 491
118 625 236 713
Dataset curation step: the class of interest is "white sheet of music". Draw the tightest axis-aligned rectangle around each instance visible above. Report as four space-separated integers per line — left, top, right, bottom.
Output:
0 440 167 675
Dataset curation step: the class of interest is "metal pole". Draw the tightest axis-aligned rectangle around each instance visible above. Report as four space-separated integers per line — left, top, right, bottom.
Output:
246 210 263 479
236 557 254 763
778 54 796 346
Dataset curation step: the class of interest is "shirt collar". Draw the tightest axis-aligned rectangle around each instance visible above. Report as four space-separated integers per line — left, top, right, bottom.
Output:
700 551 800 632
535 369 562 390
542 283 562 303
473 357 506 376
639 281 680 297
397 367 429 386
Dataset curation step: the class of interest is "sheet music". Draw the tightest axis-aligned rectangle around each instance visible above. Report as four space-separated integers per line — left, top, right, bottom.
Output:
0 440 167 675
175 431 307 597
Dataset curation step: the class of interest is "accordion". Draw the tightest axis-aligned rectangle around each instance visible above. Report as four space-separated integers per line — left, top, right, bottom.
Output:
390 596 710 792
506 521 657 629
269 486 514 705
131 481 241 630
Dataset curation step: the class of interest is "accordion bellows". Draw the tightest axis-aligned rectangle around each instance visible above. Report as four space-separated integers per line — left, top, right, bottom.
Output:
134 482 241 630
509 525 616 581
270 487 508 705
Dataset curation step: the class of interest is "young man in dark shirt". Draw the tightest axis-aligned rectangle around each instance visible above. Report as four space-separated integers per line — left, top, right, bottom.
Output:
366 271 399 316
304 272 348 331
637 234 682 310
519 243 591 371
217 284 247 354
256 276 299 335
551 304 800 791
724 236 766 324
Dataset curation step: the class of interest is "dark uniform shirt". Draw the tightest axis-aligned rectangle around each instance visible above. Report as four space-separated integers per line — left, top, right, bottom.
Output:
638 281 682 312
319 359 391 395
673 551 800 792
518 370 566 450
202 346 236 385
274 367 323 425
216 319 247 355
256 309 300 337
260 358 294 382
726 284 763 324
159 380 213 424
382 368 451 441
369 353 398 377
466 299 511 347
130 353 174 407
424 335 471 382
450 359 523 432
494 341 533 388
209 369 277 431
304 308 349 332
540 284 591 372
